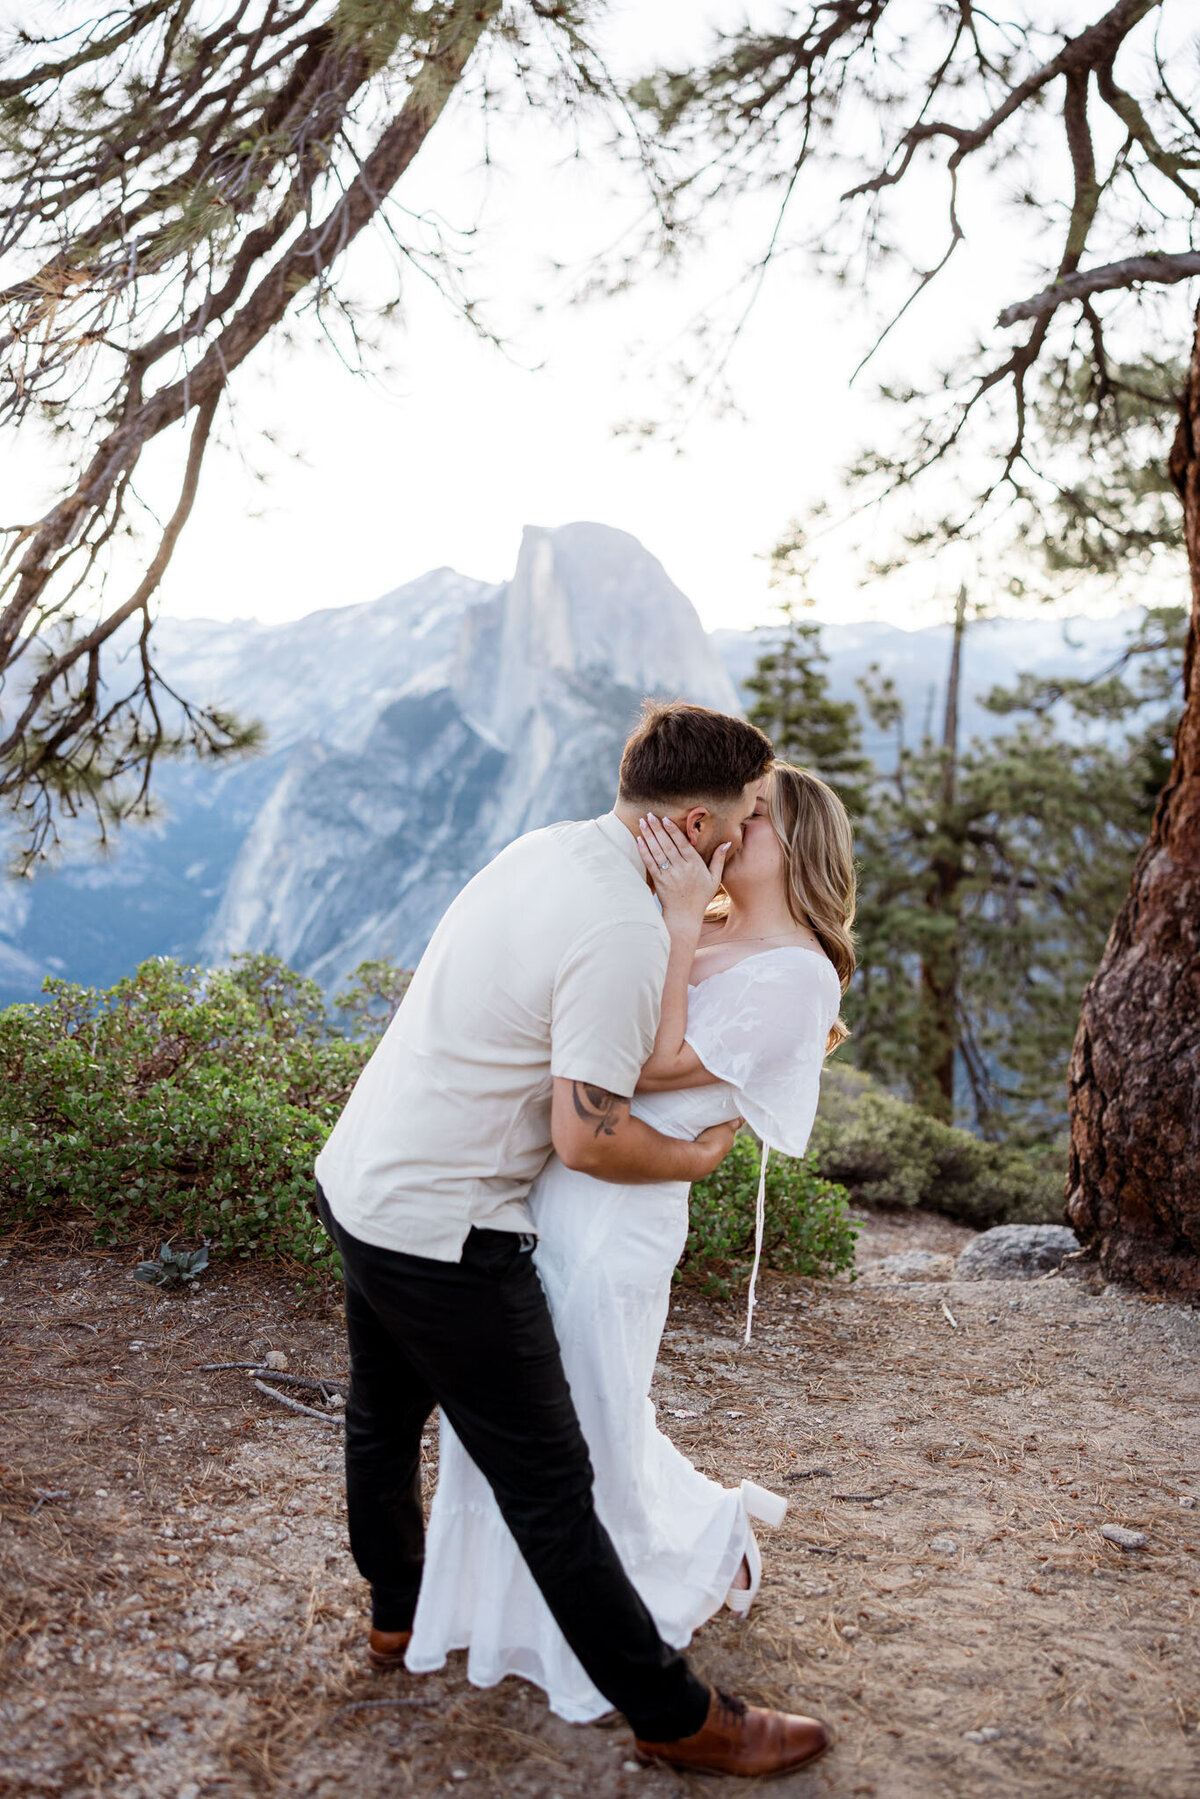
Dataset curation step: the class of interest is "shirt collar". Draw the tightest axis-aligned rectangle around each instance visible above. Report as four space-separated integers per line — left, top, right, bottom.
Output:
594 810 646 878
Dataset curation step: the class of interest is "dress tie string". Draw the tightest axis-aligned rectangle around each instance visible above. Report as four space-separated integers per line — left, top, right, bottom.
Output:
744 1141 769 1345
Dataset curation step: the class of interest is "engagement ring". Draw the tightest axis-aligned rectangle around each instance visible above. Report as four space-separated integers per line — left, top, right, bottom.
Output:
659 860 669 871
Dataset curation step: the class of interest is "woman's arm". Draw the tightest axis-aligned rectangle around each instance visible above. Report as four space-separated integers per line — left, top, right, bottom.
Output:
634 814 726 1093
636 919 716 1091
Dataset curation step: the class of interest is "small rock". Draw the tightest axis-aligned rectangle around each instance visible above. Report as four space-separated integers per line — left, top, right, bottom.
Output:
1179 1496 1196 1510
840 1624 859 1639
216 1658 239 1680
178 1785 201 1799
621 1762 641 1774
1101 1524 1147 1550
327 1392 346 1410
873 1250 953 1281
929 1537 958 1555
263 1350 289 1371
192 1660 216 1682
956 1224 1080 1281
965 1726 1001 1743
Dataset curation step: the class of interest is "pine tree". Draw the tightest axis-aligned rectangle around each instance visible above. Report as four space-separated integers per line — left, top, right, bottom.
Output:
846 606 1187 1143
637 0 1200 1289
744 603 871 814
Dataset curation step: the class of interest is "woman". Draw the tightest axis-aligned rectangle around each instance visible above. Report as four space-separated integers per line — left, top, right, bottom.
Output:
405 763 856 1723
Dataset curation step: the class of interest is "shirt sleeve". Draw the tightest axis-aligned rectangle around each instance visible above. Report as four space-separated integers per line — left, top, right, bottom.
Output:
550 919 670 1097
683 954 839 1156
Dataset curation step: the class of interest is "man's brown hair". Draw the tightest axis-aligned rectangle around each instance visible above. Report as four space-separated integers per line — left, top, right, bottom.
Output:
618 701 774 806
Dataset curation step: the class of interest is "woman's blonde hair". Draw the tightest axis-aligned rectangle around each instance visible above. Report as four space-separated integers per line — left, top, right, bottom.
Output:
709 760 857 1053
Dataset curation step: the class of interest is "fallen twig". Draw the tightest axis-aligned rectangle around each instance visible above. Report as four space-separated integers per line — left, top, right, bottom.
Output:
252 1379 343 1426
941 1301 959 1330
833 1491 889 1503
194 1363 346 1394
328 1698 435 1724
60 1319 99 1334
787 1467 833 1481
258 1370 347 1397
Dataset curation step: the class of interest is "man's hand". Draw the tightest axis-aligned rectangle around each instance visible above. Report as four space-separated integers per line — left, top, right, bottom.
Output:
689 1117 743 1178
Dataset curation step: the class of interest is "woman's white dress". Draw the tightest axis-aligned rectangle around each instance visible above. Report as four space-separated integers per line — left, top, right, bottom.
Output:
405 947 842 1722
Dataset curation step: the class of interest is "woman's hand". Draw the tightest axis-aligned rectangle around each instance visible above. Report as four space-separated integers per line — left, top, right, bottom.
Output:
636 813 730 934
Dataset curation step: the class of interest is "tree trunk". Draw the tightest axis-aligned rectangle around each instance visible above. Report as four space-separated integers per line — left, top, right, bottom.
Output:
1066 303 1200 1293
917 586 967 1121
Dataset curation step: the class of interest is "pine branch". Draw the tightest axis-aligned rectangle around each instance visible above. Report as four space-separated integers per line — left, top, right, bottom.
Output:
998 253 1200 326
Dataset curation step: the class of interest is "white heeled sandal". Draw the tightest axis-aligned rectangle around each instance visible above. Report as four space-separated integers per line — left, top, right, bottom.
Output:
725 1480 788 1616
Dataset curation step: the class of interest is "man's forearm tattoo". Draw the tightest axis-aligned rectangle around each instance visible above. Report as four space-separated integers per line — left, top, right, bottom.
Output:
571 1081 626 1139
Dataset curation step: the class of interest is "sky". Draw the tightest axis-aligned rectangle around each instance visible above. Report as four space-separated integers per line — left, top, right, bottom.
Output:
149 0 897 635
4 0 1179 637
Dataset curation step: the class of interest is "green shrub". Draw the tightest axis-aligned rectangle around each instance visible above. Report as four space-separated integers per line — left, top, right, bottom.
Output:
683 1133 858 1292
0 955 369 1270
333 959 414 1037
4 953 1057 1287
810 1063 1065 1225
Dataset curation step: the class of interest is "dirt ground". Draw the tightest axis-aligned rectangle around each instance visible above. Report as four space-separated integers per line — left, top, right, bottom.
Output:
2 1208 1198 1799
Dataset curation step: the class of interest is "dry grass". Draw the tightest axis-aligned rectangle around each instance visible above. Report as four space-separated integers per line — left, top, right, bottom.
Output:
1 1209 1198 1799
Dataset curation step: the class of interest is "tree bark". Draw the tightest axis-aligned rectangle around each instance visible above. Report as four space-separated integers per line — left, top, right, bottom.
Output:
1066 302 1200 1293
917 584 967 1121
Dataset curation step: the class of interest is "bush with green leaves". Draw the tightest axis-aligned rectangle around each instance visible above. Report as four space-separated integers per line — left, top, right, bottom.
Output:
333 959 414 1037
810 1063 1064 1226
683 1134 858 1293
0 955 368 1269
2 952 1057 1284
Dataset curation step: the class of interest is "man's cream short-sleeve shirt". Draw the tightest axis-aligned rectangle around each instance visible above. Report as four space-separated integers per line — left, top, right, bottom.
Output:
315 813 669 1260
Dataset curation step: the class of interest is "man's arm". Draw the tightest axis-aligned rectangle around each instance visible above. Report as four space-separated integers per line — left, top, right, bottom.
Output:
551 1077 739 1184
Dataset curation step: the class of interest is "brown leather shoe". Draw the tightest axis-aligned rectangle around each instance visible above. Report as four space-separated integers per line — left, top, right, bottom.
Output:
367 1627 412 1670
635 1687 832 1777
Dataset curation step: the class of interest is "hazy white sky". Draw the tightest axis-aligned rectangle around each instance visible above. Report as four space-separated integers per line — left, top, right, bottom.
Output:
152 0 895 635
5 1 1165 636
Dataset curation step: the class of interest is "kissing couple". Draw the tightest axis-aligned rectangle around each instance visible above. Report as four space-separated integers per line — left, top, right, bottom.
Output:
314 700 856 1777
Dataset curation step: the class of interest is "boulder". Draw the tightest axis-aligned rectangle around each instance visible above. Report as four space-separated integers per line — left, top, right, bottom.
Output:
955 1224 1079 1281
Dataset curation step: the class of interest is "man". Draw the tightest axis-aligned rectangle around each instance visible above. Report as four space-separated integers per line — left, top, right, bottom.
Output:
315 701 831 1777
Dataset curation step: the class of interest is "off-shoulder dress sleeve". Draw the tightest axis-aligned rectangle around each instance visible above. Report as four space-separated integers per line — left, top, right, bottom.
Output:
682 948 841 1158
684 948 842 1344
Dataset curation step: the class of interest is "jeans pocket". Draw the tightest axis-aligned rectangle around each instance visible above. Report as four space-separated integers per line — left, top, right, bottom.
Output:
463 1227 530 1275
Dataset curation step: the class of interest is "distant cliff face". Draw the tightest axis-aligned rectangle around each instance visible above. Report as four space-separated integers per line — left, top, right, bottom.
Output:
0 521 1138 1004
202 521 739 985
0 523 737 1000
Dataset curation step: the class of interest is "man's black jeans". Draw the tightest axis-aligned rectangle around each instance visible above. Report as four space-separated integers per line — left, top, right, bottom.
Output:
315 1184 710 1743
